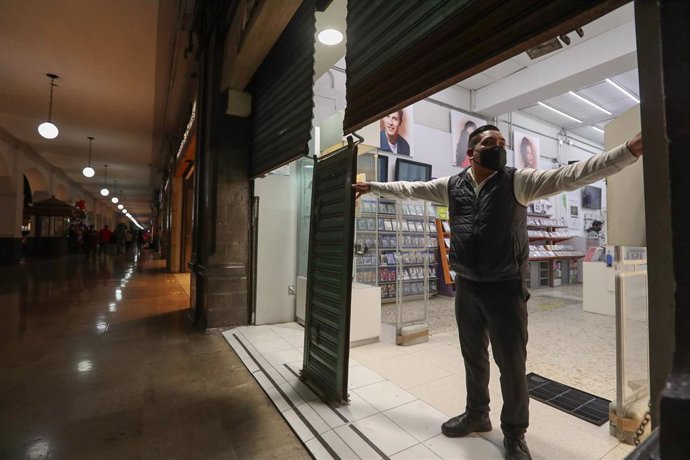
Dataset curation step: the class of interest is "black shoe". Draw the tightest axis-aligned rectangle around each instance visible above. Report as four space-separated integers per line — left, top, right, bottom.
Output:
504 436 532 460
441 412 492 437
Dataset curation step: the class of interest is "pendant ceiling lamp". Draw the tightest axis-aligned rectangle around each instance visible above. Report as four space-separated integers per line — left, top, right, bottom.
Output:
82 136 95 177
38 73 60 139
117 204 124 210
100 165 110 196
111 181 119 203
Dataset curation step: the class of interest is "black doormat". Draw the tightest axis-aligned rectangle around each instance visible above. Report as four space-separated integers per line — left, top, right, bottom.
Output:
526 373 610 426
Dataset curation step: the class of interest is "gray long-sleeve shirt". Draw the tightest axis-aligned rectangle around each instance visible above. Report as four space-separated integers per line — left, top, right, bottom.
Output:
369 143 638 206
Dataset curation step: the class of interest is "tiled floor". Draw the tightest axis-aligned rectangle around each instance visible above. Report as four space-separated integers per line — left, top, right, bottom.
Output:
0 252 309 459
224 310 639 460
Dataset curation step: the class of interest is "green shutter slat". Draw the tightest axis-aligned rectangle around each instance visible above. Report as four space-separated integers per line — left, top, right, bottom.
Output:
344 0 628 133
250 0 316 178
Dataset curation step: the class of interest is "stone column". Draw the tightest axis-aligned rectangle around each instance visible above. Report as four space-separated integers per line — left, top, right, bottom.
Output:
189 5 251 330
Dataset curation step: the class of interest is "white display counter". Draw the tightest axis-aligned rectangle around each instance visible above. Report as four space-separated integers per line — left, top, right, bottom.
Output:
296 277 381 347
582 261 616 316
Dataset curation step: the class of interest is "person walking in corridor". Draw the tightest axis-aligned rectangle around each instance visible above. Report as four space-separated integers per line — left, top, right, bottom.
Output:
99 225 112 256
353 125 643 460
84 225 99 260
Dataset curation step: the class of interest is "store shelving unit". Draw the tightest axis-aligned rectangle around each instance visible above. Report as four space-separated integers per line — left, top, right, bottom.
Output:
527 214 584 288
354 198 438 302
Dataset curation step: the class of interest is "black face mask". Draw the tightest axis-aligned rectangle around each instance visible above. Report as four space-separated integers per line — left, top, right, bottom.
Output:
474 145 507 171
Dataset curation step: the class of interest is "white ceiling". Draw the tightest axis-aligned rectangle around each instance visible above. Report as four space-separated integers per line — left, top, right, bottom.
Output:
456 3 639 146
0 0 180 223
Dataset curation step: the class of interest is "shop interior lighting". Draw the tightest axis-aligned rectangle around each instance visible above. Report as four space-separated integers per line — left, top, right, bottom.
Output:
605 78 640 103
591 126 605 134
38 73 60 139
537 101 582 123
318 28 343 46
100 165 110 196
82 137 95 177
568 91 611 115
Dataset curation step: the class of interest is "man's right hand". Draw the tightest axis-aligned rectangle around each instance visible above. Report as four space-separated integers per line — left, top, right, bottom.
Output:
352 182 371 199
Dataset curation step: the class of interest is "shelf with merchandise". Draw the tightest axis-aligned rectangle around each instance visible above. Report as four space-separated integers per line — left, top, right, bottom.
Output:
526 211 584 288
354 197 439 302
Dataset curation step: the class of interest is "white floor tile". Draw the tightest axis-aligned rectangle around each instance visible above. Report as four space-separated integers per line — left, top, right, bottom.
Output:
283 407 315 443
334 424 385 459
263 348 304 366
384 400 447 442
351 413 418 456
335 392 379 423
306 430 361 460
288 378 318 402
308 399 348 428
278 381 308 408
363 353 451 389
600 443 635 460
348 364 385 389
293 401 331 435
253 338 293 353
391 443 442 460
308 399 349 429
409 344 465 374
254 371 291 412
424 433 504 460
407 374 467 417
261 363 288 386
354 380 417 412
238 325 282 343
223 332 259 373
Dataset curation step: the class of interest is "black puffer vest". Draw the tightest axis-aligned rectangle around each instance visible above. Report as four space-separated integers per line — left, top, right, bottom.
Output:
448 167 528 282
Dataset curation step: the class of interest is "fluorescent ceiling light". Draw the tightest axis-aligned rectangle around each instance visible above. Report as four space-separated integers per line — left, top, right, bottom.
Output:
591 126 604 134
318 29 343 46
568 91 611 115
537 102 582 123
605 78 640 103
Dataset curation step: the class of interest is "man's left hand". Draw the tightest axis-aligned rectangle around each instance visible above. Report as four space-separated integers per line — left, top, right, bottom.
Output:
626 132 643 157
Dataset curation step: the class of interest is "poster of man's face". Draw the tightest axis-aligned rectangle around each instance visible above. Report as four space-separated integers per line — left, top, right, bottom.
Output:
379 107 413 156
513 131 540 169
450 111 486 168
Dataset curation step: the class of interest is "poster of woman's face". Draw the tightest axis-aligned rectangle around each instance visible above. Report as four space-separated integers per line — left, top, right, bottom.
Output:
513 131 540 169
450 111 486 168
379 107 414 156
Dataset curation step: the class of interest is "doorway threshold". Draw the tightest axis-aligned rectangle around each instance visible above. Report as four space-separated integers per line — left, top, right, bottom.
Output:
222 323 635 459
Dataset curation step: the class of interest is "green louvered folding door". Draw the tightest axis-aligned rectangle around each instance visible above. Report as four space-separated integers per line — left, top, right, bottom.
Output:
300 140 357 403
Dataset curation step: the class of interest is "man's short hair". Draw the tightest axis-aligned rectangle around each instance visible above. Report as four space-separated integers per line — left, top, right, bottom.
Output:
592 220 603 226
468 124 500 149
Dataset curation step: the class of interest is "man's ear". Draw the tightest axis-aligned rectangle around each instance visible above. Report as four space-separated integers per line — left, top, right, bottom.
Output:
466 148 475 161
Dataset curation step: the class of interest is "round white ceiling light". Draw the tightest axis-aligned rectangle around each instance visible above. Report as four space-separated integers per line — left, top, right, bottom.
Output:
38 122 59 139
318 29 343 46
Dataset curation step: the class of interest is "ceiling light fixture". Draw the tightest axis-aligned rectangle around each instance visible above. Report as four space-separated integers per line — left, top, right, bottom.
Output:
82 136 95 177
38 73 60 139
117 204 124 210
100 165 110 196
111 181 119 203
591 126 605 134
318 28 343 46
122 209 127 214
537 101 583 123
568 91 612 115
605 78 640 103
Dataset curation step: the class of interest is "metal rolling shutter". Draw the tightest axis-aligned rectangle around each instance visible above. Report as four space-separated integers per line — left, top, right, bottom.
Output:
250 0 316 178
344 0 628 133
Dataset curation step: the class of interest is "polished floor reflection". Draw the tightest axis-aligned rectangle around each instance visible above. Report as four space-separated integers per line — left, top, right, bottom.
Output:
0 252 309 459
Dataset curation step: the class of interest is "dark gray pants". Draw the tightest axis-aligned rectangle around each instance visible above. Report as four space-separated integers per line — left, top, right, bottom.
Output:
455 276 530 438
